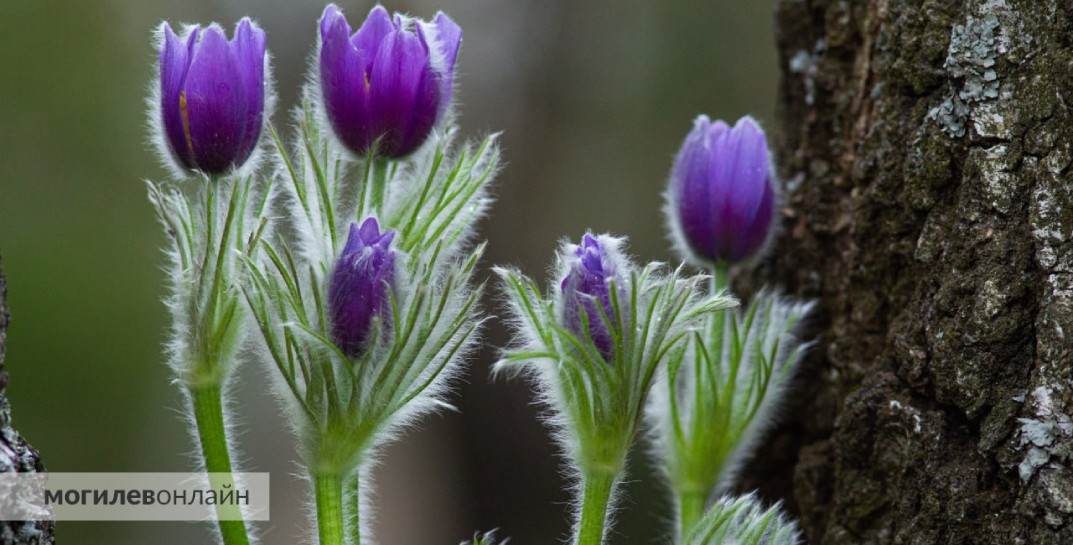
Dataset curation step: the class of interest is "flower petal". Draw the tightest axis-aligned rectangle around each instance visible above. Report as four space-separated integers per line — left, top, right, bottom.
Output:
230 17 266 165
320 6 374 154
369 27 438 156
351 5 394 67
431 11 462 109
159 23 199 170
183 24 245 173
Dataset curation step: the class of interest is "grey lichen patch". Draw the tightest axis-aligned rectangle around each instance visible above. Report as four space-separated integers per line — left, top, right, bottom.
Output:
927 0 1027 138
1017 386 1073 482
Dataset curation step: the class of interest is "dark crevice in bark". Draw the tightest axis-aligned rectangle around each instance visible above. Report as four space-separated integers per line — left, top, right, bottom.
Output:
735 0 1073 543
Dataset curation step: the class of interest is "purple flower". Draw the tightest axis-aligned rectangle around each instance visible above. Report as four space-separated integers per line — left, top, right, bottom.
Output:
561 234 622 359
318 4 462 158
669 116 775 264
329 218 397 357
158 19 266 175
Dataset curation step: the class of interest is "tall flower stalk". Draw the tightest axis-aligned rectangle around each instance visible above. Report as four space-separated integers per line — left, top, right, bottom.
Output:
148 17 271 545
496 234 735 545
242 6 495 544
650 115 813 539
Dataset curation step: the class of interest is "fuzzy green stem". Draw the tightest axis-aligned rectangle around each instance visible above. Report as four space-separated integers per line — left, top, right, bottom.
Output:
677 490 707 539
576 472 616 545
191 384 250 545
370 158 390 213
347 473 362 545
315 472 346 545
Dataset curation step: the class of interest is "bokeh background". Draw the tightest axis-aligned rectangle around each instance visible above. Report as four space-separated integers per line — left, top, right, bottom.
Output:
0 1 778 543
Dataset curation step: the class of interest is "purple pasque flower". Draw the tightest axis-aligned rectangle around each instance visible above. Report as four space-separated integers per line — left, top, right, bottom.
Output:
669 115 775 264
158 18 266 175
561 234 623 359
329 218 397 357
318 4 461 158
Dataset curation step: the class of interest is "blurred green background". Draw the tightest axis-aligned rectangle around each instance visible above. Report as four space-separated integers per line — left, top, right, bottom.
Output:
0 0 778 543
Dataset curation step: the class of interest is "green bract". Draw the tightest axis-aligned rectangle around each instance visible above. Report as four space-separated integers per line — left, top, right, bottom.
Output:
651 285 812 537
242 96 499 545
496 238 735 545
684 493 800 545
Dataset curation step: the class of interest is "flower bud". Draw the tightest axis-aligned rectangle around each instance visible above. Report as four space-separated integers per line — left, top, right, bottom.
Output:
669 115 775 264
318 4 462 158
158 18 267 175
560 234 622 359
329 218 397 357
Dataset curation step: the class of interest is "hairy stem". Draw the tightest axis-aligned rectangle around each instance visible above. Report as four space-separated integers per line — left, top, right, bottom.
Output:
347 472 362 545
576 472 616 545
370 157 390 213
315 472 346 545
191 384 251 545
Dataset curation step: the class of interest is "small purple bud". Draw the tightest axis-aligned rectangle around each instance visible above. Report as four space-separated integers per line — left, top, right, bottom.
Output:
670 115 775 263
318 4 462 158
328 218 397 357
158 18 267 175
561 234 621 359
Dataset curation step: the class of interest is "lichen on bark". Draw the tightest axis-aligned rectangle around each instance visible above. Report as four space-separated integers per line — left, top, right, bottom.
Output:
736 0 1073 543
0 258 55 544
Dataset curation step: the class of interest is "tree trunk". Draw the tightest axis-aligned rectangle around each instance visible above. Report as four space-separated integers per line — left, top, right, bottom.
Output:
740 0 1073 543
0 258 54 544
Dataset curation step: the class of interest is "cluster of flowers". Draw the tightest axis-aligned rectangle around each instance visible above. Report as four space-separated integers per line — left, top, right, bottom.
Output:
145 5 810 545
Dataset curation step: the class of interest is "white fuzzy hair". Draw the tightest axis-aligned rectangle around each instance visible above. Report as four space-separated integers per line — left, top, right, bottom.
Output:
684 492 801 545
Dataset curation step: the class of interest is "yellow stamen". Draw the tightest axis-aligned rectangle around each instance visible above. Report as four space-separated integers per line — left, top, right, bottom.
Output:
179 91 195 155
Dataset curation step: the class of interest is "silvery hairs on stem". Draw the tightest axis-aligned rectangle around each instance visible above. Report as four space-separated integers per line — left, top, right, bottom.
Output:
242 81 500 476
684 493 801 545
647 292 814 498
494 234 735 519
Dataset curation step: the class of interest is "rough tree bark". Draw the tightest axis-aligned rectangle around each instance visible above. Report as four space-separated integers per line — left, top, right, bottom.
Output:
739 0 1073 543
0 258 54 544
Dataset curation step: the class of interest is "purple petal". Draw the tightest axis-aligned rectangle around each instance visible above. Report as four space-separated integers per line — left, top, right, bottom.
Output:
432 11 462 110
369 27 438 156
182 25 245 174
351 5 394 65
319 4 350 43
159 23 199 170
230 17 266 165
318 6 450 158
320 7 374 154
733 180 774 259
673 117 726 258
561 234 620 359
672 115 774 262
329 219 397 357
